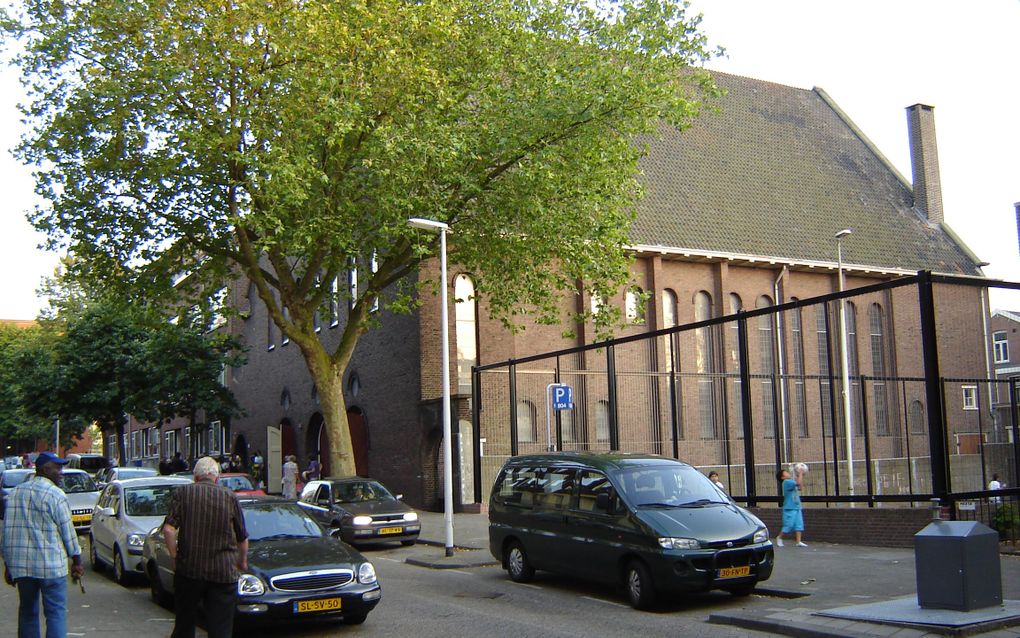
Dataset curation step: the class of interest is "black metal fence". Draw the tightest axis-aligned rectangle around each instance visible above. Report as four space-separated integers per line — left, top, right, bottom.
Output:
472 271 1020 513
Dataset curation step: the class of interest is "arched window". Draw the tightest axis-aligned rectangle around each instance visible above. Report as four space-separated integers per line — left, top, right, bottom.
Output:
909 400 925 434
816 305 833 436
695 291 716 439
869 303 890 435
267 293 276 351
845 302 863 435
789 300 808 437
516 400 537 444
595 400 611 443
626 287 646 324
728 293 743 439
757 295 776 438
454 274 477 394
662 289 678 328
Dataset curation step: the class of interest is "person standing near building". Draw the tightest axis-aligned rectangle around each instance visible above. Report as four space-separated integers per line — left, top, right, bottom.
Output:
1 450 84 638
162 456 248 638
302 454 321 483
775 467 807 547
281 455 299 499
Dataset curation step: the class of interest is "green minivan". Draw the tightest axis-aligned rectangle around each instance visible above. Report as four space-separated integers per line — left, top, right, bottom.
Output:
488 452 774 609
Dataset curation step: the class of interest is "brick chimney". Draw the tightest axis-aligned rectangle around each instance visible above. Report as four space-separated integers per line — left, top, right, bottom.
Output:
906 104 944 224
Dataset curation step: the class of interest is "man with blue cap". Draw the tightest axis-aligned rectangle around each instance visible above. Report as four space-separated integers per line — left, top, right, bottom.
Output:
1 451 84 638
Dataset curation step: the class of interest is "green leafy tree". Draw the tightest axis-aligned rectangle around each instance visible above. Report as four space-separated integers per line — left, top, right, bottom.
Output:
0 322 70 445
5 0 718 475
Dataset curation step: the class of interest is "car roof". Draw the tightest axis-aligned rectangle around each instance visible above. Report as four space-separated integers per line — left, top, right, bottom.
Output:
112 476 192 488
61 469 89 475
237 495 294 507
502 451 691 473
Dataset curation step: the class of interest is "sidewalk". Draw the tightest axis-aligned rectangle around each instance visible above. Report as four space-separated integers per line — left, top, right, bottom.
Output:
407 511 1020 637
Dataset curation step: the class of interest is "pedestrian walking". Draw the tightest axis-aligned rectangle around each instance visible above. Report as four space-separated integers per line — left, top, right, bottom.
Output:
775 466 807 547
161 456 248 638
1 450 84 638
281 455 299 499
302 454 321 483
989 473 1004 504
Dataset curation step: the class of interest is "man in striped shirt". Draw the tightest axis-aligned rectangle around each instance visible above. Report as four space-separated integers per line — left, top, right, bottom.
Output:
162 455 249 638
1 450 84 638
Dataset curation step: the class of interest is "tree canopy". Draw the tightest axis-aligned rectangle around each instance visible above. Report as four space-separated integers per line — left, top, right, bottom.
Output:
5 0 719 474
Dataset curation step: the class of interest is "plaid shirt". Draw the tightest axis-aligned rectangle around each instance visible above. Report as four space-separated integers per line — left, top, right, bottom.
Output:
0 475 81 579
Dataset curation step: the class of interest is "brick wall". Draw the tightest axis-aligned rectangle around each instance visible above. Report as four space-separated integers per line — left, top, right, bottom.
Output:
750 506 934 547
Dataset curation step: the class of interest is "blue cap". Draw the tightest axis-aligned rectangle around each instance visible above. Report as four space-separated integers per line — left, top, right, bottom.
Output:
35 451 69 466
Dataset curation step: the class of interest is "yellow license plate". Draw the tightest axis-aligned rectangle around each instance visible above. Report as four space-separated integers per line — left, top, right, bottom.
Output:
72 514 91 524
379 526 402 535
718 566 750 579
295 597 342 613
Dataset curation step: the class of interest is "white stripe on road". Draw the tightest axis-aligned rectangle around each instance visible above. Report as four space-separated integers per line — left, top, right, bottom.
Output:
580 595 629 608
440 569 473 576
511 582 542 590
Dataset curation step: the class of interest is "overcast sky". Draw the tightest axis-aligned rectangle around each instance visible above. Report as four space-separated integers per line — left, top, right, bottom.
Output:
1 0 1018 319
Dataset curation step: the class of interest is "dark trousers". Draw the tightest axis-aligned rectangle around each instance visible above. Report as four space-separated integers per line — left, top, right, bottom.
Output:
171 573 237 638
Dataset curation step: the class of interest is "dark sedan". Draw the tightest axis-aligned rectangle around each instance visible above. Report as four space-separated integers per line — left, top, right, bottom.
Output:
144 497 381 625
298 478 420 546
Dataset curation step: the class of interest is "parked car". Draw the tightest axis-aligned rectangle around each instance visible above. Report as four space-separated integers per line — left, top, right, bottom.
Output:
298 478 420 546
89 476 192 584
488 452 774 609
0 468 35 518
60 468 101 534
66 453 112 478
144 496 381 625
217 473 266 496
95 466 158 486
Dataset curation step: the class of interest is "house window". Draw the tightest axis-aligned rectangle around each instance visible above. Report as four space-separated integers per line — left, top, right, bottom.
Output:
209 421 223 454
869 304 890 435
994 331 1009 364
695 291 716 439
348 258 358 311
962 385 978 411
454 274 477 394
370 251 380 313
789 302 808 437
757 295 776 438
330 275 340 328
267 296 275 351
662 289 678 328
281 307 290 346
909 400 925 434
595 400 611 443
313 275 321 333
816 305 834 436
516 400 537 444
625 287 646 324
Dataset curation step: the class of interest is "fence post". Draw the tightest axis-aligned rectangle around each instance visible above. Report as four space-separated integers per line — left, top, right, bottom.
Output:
737 314 757 506
669 331 680 459
860 376 874 506
472 366 482 504
607 345 620 451
917 271 949 499
509 362 519 457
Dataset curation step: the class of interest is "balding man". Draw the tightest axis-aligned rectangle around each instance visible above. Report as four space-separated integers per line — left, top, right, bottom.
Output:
1 450 83 638
162 456 248 638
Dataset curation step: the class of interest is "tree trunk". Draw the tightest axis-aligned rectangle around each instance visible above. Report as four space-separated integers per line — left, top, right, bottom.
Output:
312 363 356 477
114 418 127 466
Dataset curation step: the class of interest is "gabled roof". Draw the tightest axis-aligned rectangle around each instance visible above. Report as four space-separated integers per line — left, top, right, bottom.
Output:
631 72 981 276
993 309 1020 324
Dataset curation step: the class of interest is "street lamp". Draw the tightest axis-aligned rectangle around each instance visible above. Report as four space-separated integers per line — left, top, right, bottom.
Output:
835 228 854 502
408 217 455 557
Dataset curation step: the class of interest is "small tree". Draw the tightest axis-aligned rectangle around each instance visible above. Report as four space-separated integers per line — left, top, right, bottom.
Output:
6 0 719 475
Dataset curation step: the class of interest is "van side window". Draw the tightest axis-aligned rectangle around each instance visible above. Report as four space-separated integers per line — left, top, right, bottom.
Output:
577 471 612 513
535 468 575 510
497 466 542 508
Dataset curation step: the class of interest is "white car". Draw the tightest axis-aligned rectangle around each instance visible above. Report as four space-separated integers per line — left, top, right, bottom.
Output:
60 469 101 534
89 476 191 584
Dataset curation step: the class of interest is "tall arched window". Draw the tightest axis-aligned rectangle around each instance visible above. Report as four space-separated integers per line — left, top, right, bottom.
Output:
909 400 925 434
869 303 890 435
695 291 716 439
267 293 276 351
516 400 537 444
728 293 743 439
662 289 678 374
454 274 477 394
845 302 863 435
595 400 611 443
816 305 833 436
625 287 646 324
789 300 808 437
757 295 776 438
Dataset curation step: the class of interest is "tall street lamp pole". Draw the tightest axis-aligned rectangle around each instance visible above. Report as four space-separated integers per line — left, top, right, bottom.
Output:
835 228 855 502
408 217 455 556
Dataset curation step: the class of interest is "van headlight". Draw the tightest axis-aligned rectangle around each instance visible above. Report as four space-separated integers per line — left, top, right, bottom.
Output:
658 537 700 550
352 515 373 526
358 562 377 584
238 573 265 596
753 528 770 543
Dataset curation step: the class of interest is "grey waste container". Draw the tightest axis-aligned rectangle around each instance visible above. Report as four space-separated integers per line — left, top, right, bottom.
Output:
914 520 1001 611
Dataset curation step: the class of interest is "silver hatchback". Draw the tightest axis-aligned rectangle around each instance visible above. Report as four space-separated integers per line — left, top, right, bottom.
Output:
89 476 191 585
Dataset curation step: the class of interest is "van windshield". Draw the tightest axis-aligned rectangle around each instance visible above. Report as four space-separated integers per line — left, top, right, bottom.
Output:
616 465 729 508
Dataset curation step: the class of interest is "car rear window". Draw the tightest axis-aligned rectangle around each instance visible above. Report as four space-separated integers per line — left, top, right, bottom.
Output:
79 457 109 472
124 485 179 516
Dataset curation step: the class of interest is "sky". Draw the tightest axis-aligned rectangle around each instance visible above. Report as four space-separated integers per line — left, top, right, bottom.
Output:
0 0 1018 320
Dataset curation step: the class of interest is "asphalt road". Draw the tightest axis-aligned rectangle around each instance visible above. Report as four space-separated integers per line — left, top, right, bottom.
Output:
1 538 778 638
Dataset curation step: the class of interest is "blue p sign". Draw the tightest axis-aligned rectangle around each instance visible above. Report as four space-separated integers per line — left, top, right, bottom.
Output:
552 384 573 410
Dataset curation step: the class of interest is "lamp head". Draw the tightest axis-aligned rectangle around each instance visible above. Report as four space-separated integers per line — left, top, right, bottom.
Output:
835 228 853 240
408 217 449 232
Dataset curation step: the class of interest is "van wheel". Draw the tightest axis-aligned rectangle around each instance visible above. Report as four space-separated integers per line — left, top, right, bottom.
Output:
624 560 657 610
505 541 535 583
89 535 104 573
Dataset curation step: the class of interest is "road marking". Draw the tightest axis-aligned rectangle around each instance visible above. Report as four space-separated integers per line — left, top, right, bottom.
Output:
512 582 542 590
376 557 401 563
581 595 629 608
441 569 472 576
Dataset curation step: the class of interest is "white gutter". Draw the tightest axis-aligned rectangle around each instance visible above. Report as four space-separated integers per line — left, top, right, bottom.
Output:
628 244 917 277
774 266 790 464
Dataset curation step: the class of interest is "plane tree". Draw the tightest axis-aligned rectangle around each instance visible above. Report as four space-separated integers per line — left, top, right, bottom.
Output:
5 0 719 475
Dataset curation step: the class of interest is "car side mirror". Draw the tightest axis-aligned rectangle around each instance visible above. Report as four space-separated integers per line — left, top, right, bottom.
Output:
395 494 403 501
98 506 115 517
